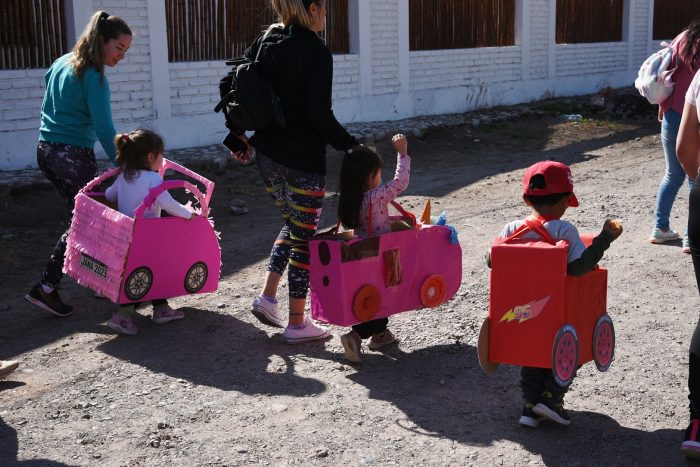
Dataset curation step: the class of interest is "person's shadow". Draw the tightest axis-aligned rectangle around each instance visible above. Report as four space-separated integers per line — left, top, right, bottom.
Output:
0 415 70 466
344 343 684 466
97 307 326 396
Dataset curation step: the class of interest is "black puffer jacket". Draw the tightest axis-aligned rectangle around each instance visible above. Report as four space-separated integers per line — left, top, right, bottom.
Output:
245 24 357 175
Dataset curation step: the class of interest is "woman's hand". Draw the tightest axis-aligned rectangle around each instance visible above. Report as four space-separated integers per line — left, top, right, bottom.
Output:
230 134 254 165
392 133 408 155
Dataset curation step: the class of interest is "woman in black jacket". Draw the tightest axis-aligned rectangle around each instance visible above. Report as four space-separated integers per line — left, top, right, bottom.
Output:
235 0 358 343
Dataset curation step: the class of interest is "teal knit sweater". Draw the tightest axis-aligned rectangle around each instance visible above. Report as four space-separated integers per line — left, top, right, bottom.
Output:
39 53 117 162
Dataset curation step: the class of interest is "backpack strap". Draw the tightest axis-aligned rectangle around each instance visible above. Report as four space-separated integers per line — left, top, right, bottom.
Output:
504 215 556 245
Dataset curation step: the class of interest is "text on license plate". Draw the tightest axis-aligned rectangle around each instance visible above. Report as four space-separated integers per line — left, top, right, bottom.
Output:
79 253 107 278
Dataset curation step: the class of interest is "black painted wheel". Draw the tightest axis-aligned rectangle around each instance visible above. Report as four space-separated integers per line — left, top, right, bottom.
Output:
125 267 153 301
184 262 208 293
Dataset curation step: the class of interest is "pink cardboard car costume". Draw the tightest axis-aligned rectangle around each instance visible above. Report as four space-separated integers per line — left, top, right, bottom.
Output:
478 218 615 387
63 159 221 304
309 202 462 326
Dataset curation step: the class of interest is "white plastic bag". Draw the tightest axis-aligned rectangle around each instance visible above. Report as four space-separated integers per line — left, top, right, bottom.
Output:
635 41 678 105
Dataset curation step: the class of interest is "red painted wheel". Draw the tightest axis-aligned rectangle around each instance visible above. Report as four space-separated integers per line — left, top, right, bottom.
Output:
552 324 578 387
353 284 381 322
420 275 446 308
592 314 615 372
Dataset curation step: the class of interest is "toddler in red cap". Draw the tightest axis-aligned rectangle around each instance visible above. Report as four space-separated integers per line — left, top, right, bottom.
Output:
495 160 622 428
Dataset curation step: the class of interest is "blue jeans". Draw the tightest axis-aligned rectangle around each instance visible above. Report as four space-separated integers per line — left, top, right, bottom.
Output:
656 109 693 231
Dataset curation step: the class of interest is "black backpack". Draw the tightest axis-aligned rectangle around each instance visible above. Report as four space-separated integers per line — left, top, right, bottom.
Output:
214 29 286 132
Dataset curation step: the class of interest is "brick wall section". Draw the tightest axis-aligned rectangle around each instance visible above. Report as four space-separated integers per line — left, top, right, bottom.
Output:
371 0 400 96
169 61 229 117
332 54 361 100
98 0 154 123
529 0 550 80
409 48 523 92
0 69 46 132
168 55 359 119
632 1 652 67
555 43 629 77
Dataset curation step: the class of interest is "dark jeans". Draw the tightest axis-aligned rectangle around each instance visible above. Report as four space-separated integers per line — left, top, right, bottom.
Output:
352 318 388 339
36 142 98 288
687 175 700 417
520 366 571 403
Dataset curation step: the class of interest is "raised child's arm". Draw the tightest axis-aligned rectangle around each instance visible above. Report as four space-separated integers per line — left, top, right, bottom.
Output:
566 228 616 276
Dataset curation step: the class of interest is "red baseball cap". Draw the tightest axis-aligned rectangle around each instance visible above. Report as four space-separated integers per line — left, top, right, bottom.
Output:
522 161 579 207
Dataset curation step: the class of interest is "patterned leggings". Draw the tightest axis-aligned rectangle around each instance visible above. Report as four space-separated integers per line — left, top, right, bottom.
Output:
36 141 98 288
256 152 326 299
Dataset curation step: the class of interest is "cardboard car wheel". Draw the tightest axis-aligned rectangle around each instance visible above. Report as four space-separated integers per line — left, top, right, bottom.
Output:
184 262 208 294
353 284 381 322
125 266 153 301
420 275 446 308
552 324 578 387
477 317 499 375
592 314 615 372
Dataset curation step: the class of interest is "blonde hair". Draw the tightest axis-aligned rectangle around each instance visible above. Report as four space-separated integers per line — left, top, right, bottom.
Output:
270 0 321 30
70 11 132 79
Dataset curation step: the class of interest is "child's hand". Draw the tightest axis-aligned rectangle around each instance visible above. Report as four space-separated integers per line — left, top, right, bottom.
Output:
603 219 623 240
392 134 408 155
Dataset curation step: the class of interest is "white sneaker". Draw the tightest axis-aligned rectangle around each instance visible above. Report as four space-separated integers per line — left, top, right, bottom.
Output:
649 227 680 243
251 295 285 328
283 317 330 344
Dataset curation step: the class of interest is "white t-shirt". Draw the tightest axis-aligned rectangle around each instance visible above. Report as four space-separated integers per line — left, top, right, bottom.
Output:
499 219 586 264
685 71 700 118
105 170 192 220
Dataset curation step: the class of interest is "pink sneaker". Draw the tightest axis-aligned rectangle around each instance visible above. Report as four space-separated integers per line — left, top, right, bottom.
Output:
106 313 137 335
152 304 185 324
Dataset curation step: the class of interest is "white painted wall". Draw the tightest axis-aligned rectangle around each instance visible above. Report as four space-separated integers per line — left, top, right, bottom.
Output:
0 0 663 169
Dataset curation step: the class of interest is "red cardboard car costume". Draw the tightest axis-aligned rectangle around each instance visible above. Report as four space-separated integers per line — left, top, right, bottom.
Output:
478 219 615 387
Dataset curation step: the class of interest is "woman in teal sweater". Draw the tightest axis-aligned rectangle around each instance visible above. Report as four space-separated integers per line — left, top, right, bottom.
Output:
24 11 132 317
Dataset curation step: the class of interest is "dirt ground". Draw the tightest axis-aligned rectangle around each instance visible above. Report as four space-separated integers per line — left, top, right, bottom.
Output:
1 94 698 466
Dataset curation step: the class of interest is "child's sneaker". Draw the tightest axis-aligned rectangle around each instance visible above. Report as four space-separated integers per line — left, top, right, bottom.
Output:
368 330 396 351
282 317 330 344
24 283 74 317
649 227 680 244
340 330 362 364
152 304 184 324
106 313 138 335
251 295 285 328
683 235 691 254
533 392 570 426
519 401 542 428
682 419 700 459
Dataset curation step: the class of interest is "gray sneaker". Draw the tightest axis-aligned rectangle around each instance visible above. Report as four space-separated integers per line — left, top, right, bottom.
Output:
649 227 680 244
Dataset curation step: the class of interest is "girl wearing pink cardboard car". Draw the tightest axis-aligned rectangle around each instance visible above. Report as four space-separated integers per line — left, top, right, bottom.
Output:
337 134 411 363
103 129 193 335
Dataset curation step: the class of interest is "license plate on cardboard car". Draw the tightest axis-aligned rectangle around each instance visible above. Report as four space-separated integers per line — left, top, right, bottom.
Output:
80 253 107 278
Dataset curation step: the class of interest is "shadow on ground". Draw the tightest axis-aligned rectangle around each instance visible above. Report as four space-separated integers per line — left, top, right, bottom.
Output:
341 343 681 466
96 307 327 396
0 417 70 466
